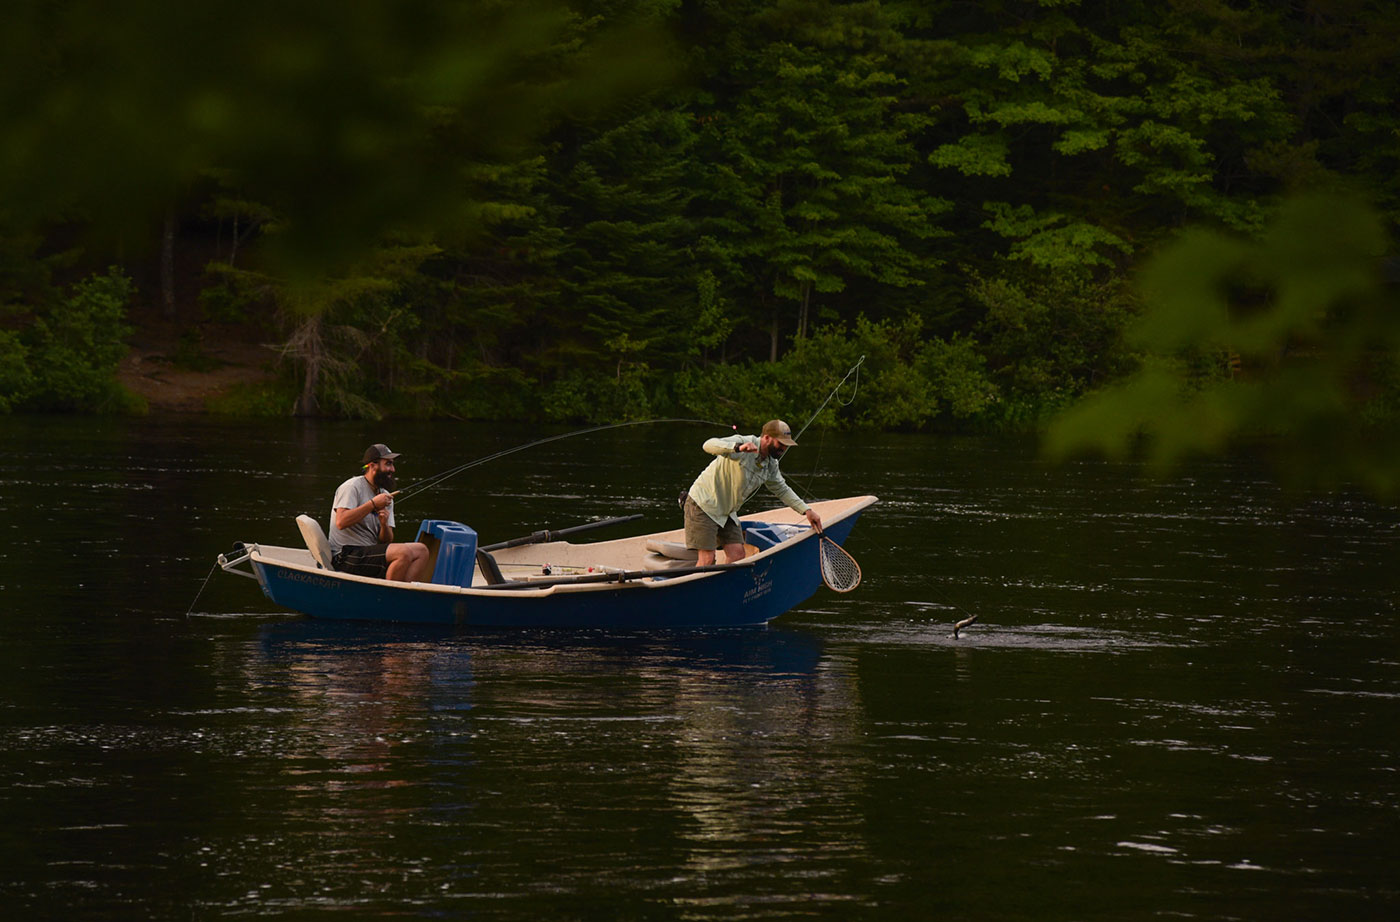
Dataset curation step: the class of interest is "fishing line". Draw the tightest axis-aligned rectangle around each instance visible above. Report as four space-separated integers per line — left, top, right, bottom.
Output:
733 355 866 510
394 417 735 504
783 356 975 631
793 355 863 441
789 424 828 504
922 584 981 638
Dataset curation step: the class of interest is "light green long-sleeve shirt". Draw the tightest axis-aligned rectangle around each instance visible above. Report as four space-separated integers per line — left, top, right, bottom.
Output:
686 435 810 527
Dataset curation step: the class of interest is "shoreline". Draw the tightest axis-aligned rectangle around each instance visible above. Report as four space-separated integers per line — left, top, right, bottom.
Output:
116 332 276 414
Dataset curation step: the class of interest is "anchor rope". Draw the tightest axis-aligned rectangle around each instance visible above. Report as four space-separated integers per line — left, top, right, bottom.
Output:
184 561 219 618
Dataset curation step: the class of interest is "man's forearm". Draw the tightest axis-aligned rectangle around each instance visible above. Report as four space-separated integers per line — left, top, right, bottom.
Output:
334 498 380 531
767 481 809 515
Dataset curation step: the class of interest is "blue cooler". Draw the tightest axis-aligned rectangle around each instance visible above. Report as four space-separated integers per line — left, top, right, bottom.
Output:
414 520 479 587
742 522 787 551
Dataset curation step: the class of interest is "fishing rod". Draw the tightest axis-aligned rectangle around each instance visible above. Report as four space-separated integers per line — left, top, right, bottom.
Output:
396 354 864 507
394 417 735 505
479 514 645 552
398 357 864 506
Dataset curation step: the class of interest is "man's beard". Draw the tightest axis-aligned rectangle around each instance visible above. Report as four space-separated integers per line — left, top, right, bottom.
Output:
768 445 786 460
373 469 398 492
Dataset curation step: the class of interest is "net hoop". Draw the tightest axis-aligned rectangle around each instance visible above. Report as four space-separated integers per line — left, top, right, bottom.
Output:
818 535 862 593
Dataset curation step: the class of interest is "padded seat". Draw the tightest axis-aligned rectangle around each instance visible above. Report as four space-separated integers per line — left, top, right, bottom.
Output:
642 555 694 571
296 515 336 570
644 539 698 561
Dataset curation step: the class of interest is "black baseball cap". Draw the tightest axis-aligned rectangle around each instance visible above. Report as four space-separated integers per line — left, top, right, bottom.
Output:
362 443 401 464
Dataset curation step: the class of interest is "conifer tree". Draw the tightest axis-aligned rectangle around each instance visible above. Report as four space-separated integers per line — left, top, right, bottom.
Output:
690 0 949 361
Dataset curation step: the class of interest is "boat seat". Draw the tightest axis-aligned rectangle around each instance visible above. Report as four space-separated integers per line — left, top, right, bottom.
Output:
645 539 698 561
643 555 694 571
643 542 760 569
475 548 507 586
295 515 335 570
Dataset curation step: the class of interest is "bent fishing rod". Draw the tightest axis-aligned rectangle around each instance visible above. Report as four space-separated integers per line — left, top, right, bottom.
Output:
392 417 736 505
396 354 865 506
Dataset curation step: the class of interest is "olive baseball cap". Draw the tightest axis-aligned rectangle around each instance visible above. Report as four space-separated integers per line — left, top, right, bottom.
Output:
762 419 798 447
362 443 401 464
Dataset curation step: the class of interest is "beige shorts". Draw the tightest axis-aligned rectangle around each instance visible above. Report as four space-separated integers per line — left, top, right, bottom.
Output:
684 498 743 549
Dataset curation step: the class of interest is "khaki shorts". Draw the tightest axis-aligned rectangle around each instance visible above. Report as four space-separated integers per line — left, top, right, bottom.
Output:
684 498 743 549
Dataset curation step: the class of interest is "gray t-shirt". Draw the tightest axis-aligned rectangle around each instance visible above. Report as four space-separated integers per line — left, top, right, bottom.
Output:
329 475 395 552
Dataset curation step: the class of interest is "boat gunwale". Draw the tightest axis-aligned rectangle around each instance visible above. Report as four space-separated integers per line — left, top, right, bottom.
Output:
248 494 877 599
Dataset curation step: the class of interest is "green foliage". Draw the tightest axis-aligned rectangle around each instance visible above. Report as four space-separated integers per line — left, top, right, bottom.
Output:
930 134 1013 177
1046 195 1400 498
918 0 1301 282
0 0 675 274
690 269 736 364
4 0 1400 441
973 269 1139 406
10 268 139 413
206 381 297 417
673 315 997 430
543 106 701 373
772 318 936 430
542 366 657 423
0 332 35 413
981 203 1132 271
690 0 949 355
198 268 265 324
918 335 999 420
218 242 441 417
432 366 537 422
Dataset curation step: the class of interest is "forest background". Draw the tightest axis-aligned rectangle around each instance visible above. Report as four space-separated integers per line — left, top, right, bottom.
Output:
2 0 1398 460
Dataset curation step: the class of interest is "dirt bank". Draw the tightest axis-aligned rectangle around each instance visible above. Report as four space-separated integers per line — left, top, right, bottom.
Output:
117 324 277 413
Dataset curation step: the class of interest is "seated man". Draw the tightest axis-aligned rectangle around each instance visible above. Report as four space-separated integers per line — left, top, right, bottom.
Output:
328 443 430 582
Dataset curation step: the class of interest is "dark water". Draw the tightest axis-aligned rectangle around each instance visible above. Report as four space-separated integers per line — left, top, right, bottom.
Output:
2 417 1397 920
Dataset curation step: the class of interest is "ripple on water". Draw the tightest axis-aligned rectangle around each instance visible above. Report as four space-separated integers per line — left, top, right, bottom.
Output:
813 617 1184 652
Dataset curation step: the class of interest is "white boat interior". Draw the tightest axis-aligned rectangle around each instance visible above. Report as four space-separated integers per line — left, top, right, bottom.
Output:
246 495 876 592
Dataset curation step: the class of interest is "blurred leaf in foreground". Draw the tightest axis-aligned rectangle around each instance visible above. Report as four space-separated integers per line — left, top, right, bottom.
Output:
1045 194 1400 498
0 0 670 273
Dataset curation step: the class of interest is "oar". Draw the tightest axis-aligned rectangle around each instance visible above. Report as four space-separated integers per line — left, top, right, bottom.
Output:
475 556 756 591
479 514 644 552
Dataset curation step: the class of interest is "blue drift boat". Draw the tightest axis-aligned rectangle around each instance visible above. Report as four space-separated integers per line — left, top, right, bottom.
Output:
217 495 877 628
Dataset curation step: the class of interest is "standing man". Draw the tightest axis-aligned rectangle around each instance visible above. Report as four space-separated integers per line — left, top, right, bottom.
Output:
329 443 430 582
683 419 823 566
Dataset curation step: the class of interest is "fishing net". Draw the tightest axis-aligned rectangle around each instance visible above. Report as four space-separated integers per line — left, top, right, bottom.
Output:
819 536 862 593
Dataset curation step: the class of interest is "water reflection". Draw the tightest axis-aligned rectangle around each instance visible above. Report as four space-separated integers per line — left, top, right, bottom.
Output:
666 652 866 908
203 622 869 914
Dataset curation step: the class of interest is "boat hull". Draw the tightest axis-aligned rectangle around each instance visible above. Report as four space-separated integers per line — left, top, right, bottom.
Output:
248 499 872 628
